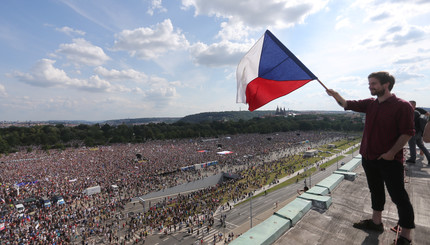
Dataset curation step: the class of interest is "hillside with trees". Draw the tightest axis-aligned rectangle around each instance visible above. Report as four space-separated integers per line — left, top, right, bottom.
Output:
0 112 363 154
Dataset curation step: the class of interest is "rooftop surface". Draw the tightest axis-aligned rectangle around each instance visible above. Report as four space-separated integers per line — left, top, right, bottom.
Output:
272 155 430 245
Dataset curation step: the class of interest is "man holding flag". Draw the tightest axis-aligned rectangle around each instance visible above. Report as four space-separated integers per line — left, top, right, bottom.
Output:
326 71 415 245
237 29 415 245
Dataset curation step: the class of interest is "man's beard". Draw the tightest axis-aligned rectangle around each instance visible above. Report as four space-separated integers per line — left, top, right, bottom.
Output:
370 88 385 97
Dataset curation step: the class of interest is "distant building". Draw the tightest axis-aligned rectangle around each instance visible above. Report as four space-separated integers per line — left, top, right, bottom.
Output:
275 106 296 117
303 149 318 158
275 106 287 116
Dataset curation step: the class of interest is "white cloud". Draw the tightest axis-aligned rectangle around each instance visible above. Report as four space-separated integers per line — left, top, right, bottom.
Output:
189 40 251 67
392 66 426 84
147 86 176 97
147 0 167 15
144 86 177 108
94 66 148 82
335 18 351 30
11 59 71 87
56 38 110 66
368 12 391 22
182 0 329 37
9 57 181 109
82 75 116 92
0 84 6 96
183 0 330 67
216 20 252 41
393 53 430 65
169 80 182 87
94 67 180 100
358 24 430 49
344 0 430 50
8 59 119 93
381 25 429 47
55 26 86 36
182 0 328 27
113 19 189 59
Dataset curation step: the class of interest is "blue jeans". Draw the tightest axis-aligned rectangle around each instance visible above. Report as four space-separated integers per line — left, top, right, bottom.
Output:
408 134 430 162
362 158 415 229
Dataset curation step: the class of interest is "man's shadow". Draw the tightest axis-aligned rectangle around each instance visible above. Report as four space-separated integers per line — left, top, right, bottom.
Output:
361 230 382 245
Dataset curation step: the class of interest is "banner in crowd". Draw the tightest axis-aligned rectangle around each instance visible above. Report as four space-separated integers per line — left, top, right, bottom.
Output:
217 151 233 155
181 161 218 171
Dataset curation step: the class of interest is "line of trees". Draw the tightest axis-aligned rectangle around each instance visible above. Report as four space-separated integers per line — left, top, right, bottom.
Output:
0 113 363 154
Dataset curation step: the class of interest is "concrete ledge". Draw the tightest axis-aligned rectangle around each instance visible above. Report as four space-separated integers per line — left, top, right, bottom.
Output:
333 171 357 181
275 198 312 225
353 154 362 159
306 185 329 196
298 192 332 209
229 215 291 245
316 174 344 193
337 157 361 172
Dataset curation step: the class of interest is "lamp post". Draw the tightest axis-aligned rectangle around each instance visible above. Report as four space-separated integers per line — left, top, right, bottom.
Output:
138 197 145 212
250 192 253 228
223 214 226 241
14 184 19 196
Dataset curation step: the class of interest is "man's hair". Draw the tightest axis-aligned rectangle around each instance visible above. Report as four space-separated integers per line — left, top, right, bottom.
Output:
368 71 395 91
409 100 416 107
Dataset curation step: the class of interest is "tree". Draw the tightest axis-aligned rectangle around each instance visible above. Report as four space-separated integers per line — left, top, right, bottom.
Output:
0 135 10 153
60 127 74 142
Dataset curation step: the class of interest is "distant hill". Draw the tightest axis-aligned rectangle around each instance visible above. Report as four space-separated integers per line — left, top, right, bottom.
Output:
1 109 360 127
103 117 180 125
76 110 350 125
178 110 357 123
106 107 428 125
179 110 277 123
101 111 276 125
46 120 104 125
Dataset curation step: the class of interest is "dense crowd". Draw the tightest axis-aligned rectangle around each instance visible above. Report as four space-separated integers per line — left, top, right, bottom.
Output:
0 131 349 244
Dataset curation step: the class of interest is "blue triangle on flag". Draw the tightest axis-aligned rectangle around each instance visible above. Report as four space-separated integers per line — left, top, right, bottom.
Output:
259 30 317 81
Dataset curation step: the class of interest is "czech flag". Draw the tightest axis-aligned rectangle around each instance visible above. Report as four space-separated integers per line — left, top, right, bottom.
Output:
236 30 317 111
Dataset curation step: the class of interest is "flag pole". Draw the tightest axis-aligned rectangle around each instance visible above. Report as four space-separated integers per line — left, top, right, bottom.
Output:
316 79 328 90
318 78 343 107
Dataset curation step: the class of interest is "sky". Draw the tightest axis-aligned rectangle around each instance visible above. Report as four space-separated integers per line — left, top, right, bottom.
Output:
1 0 430 121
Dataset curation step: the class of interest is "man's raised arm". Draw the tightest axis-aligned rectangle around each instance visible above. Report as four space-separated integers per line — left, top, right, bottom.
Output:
326 89 347 108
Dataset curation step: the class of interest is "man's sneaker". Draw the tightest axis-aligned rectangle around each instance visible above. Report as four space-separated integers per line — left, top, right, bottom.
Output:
406 159 415 164
391 236 412 245
353 219 384 232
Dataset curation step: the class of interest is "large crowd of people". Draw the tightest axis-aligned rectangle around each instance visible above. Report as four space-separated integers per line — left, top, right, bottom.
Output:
0 131 350 244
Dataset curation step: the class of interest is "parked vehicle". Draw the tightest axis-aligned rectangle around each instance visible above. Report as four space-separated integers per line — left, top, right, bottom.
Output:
82 185 101 196
23 197 37 207
23 197 38 213
51 195 65 205
39 197 51 208
15 203 25 213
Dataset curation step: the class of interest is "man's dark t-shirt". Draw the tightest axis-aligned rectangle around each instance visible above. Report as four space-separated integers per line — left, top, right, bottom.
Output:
345 94 414 162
